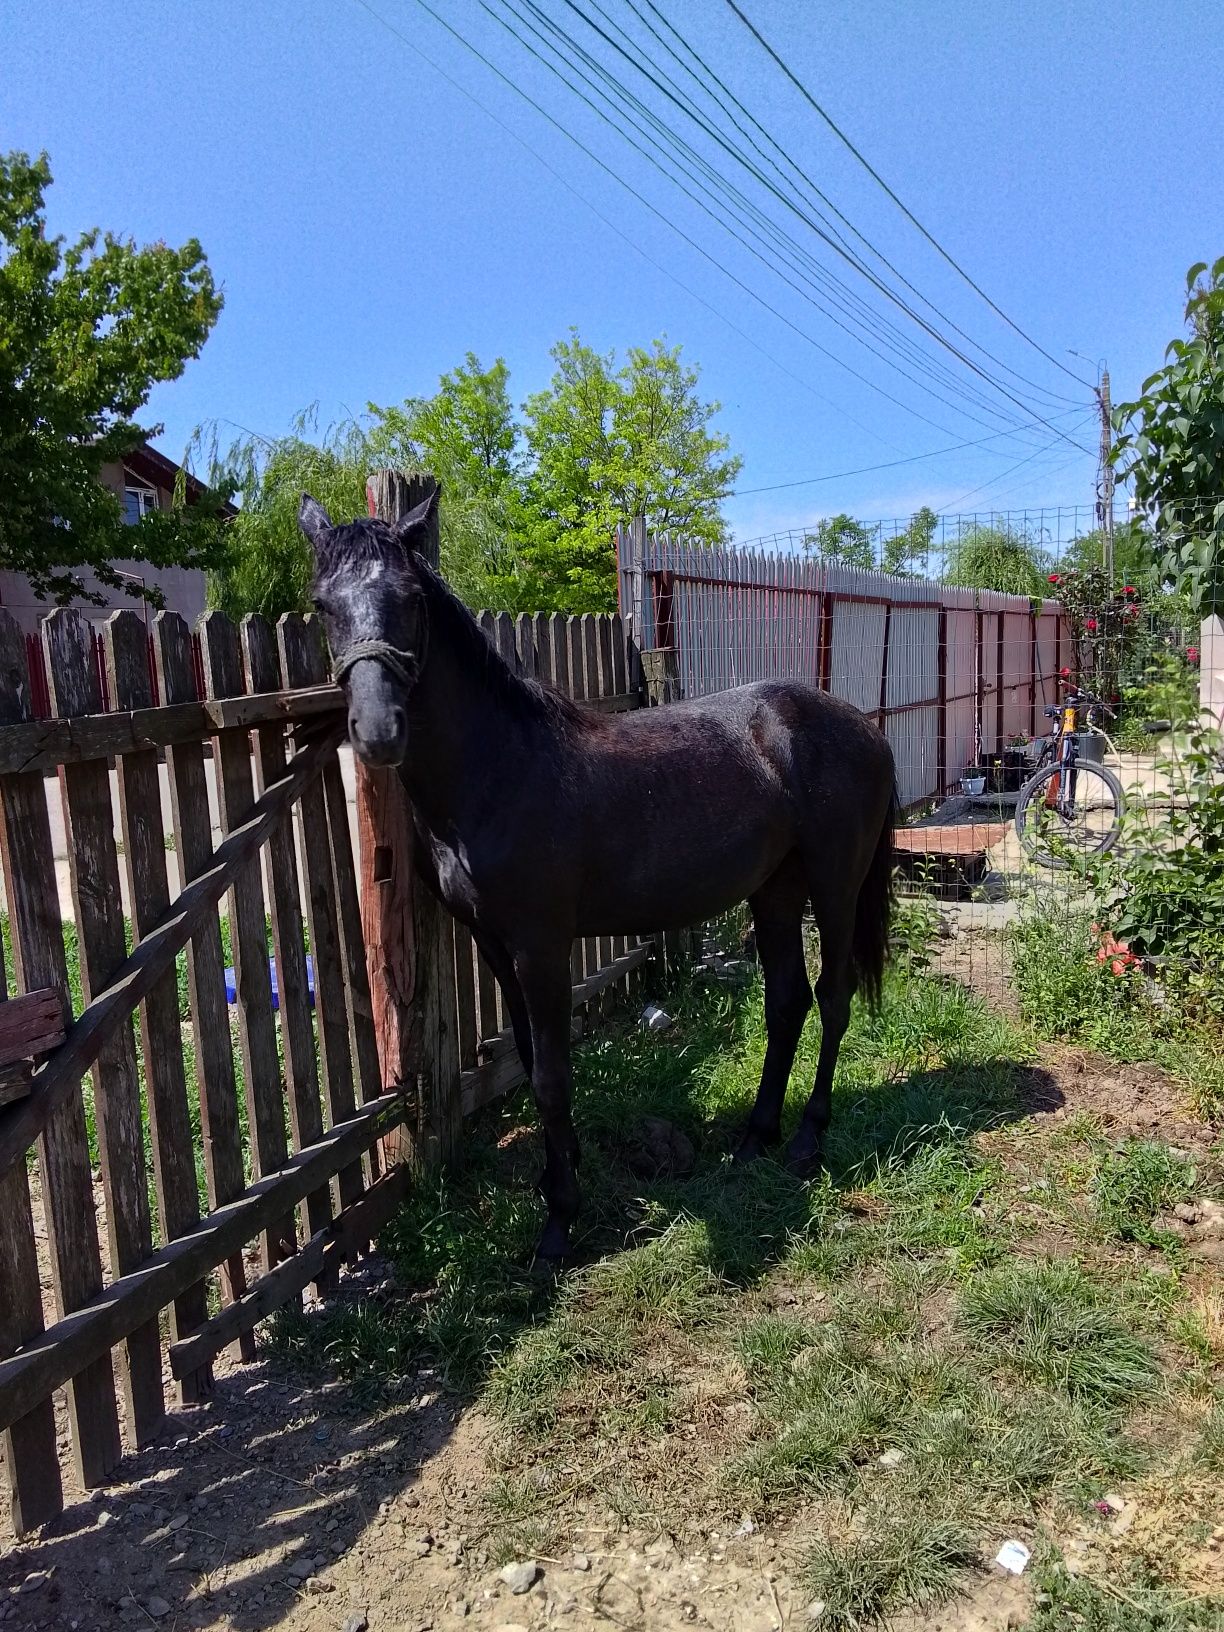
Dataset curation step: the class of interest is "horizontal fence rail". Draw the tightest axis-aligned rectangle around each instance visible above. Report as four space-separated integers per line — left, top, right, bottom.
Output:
0 601 649 1540
619 524 1069 808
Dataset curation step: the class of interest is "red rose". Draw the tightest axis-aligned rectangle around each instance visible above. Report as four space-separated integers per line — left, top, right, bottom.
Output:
1187 646 1200 664
1124 585 1137 597
1048 573 1061 584
1059 666 1071 679
1084 618 1098 631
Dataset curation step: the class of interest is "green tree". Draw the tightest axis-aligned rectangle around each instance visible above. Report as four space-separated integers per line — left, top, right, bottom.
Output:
881 506 938 576
802 512 877 569
1062 518 1160 588
520 334 741 611
0 150 226 602
1113 259 1224 616
208 334 742 619
368 354 527 606
944 524 1050 597
203 412 371 621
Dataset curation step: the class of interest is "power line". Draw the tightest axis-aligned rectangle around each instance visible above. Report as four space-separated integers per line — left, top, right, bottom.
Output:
732 410 1091 495
549 0 1092 447
625 0 1083 410
494 0 1047 438
511 0 1068 436
351 0 1094 492
347 0 900 451
939 419 1095 512
722 0 1093 390
398 0 1002 442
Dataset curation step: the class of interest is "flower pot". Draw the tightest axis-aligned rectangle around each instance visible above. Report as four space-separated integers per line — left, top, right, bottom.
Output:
961 775 986 797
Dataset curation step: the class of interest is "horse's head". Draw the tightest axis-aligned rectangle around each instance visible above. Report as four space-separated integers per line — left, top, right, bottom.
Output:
298 489 439 767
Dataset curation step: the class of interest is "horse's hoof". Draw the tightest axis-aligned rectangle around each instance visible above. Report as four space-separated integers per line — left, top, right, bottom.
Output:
531 1218 574 1272
783 1141 823 1181
732 1128 778 1165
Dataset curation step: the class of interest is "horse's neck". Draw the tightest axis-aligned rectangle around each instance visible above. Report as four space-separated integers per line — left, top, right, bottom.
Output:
398 618 547 836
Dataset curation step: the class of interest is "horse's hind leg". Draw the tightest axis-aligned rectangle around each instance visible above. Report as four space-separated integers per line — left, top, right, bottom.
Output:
784 895 857 1178
514 945 582 1263
734 857 812 1163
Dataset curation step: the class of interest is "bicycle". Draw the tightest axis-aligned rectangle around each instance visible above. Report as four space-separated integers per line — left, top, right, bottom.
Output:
1014 687 1126 869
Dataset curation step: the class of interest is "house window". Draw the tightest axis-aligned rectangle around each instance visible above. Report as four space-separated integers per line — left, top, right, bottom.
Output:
123 486 158 524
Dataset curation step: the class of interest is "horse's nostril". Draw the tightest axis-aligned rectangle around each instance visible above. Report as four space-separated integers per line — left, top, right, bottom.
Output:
389 705 406 741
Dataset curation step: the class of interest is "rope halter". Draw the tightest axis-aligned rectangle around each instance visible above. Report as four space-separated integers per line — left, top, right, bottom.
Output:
332 639 421 690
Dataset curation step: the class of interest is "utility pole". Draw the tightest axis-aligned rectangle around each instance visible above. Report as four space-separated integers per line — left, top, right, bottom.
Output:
1096 369 1115 581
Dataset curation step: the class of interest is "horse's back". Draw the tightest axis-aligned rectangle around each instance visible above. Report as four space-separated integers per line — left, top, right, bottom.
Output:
602 679 891 786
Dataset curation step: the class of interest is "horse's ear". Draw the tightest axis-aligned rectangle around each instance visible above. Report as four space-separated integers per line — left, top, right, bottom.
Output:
298 494 333 552
392 482 442 551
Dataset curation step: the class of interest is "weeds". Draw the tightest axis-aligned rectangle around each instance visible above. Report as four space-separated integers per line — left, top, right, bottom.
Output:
1094 1140 1197 1247
959 1259 1160 1408
803 1510 979 1630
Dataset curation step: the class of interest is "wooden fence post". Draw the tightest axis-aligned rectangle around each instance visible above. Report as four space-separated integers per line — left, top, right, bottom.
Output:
359 471 461 1169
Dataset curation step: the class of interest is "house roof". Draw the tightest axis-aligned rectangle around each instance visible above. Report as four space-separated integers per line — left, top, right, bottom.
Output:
123 443 238 518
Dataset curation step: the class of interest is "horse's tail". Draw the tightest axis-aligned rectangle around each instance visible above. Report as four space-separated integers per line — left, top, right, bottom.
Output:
852 780 897 1008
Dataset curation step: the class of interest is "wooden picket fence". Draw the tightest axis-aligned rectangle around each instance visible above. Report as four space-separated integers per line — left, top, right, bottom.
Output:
0 600 646 1540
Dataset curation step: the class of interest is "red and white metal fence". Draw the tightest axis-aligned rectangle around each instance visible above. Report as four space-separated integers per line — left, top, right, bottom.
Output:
618 524 1069 808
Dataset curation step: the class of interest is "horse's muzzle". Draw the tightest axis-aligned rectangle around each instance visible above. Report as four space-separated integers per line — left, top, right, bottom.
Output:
348 705 407 767
343 659 409 766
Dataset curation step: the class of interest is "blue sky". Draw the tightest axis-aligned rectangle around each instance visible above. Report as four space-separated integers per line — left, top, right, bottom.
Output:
3 0 1221 542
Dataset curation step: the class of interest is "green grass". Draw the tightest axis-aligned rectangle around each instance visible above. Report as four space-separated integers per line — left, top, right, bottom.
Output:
258 957 1223 1622
803 1512 980 1630
1024 1556 1224 1631
1009 904 1224 1121
1094 1140 1198 1248
959 1259 1160 1408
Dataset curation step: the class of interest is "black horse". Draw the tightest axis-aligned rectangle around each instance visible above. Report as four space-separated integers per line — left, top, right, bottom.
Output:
299 491 897 1261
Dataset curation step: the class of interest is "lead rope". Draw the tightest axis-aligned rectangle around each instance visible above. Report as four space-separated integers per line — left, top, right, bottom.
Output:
332 639 421 689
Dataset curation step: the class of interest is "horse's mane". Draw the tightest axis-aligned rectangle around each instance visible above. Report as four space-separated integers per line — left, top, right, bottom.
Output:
316 519 592 730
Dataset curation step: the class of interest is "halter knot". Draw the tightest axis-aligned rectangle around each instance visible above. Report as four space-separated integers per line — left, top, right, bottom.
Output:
332 640 421 689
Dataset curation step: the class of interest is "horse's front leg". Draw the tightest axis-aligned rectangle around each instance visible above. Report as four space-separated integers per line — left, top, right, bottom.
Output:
514 946 581 1263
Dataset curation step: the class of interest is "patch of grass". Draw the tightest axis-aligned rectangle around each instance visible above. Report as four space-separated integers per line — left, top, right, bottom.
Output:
1010 906 1157 1060
264 958 1217 1625
959 1259 1160 1408
802 1510 979 1630
1022 1555 1224 1631
1094 1140 1197 1247
1009 903 1224 1121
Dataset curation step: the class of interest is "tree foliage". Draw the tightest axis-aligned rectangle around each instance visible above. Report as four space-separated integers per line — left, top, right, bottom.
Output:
0 150 226 602
882 506 938 576
203 414 371 621
943 524 1051 598
517 334 740 612
367 354 526 604
800 506 937 577
209 334 739 619
1061 518 1161 587
1113 259 1224 616
803 512 876 569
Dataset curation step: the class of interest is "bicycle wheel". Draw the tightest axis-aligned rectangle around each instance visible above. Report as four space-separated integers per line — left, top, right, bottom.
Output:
1015 760 1124 869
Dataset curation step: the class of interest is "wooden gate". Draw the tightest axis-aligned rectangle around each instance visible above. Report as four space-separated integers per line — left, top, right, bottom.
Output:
0 588 646 1538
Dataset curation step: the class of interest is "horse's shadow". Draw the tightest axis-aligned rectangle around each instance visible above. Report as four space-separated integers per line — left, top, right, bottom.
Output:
527 967 1062 1296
